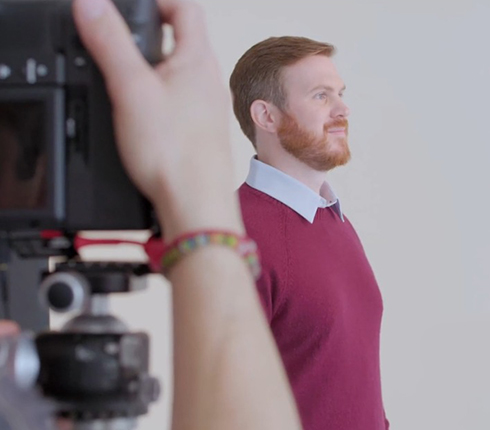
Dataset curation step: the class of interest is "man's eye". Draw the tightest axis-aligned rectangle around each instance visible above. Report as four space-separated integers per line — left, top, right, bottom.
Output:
315 93 328 100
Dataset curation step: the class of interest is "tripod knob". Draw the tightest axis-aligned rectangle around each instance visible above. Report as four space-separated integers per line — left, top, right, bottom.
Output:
39 271 90 313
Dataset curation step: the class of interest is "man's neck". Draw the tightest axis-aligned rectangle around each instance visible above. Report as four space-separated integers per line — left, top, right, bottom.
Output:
256 151 327 195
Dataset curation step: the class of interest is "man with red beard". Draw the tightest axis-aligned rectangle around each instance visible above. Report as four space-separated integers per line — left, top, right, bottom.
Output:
231 37 389 430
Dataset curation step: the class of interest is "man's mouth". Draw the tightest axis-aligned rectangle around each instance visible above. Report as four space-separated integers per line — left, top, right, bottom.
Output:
328 128 346 135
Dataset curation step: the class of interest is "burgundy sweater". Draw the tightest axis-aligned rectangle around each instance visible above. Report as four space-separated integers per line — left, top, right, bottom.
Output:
239 183 388 430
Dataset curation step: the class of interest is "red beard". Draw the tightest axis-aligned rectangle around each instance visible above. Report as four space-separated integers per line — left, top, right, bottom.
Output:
277 114 351 171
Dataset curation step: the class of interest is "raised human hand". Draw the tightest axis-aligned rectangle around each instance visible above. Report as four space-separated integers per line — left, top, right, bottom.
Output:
72 0 243 240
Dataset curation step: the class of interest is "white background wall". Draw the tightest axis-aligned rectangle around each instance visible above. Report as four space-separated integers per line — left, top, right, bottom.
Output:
52 0 490 429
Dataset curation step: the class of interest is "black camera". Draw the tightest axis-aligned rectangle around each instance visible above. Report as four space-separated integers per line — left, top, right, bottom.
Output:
0 1 165 429
0 0 163 232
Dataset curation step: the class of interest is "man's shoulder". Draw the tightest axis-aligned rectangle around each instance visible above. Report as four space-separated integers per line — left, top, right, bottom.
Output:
237 184 289 275
237 183 286 239
238 183 284 220
238 182 280 207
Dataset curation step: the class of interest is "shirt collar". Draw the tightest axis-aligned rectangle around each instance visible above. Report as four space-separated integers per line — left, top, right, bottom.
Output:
245 157 344 223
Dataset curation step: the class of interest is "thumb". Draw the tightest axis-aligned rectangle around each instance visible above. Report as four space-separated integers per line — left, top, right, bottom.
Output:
72 0 153 100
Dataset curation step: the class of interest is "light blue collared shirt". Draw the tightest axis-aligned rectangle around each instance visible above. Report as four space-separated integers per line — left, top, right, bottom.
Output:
245 157 344 224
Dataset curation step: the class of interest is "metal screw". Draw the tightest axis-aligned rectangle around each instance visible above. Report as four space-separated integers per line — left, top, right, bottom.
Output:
104 342 120 355
74 57 87 67
37 64 48 77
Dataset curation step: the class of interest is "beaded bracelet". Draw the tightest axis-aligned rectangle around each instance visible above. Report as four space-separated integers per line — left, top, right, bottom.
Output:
66 230 261 280
158 230 261 280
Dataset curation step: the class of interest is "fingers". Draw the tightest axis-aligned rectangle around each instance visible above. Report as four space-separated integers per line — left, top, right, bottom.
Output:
72 0 153 98
57 418 74 430
158 0 211 60
73 0 213 91
0 320 20 336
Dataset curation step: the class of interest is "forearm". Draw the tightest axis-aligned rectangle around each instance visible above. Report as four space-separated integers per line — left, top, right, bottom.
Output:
167 237 302 430
70 0 300 426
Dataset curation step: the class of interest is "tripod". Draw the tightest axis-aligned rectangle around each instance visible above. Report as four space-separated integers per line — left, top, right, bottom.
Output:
0 234 160 430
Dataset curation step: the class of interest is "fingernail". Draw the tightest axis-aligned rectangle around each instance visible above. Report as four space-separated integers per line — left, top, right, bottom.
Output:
76 0 107 21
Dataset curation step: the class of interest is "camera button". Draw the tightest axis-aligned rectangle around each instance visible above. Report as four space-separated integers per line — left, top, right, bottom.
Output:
66 118 77 139
26 58 37 83
0 64 11 80
74 57 88 68
37 64 49 77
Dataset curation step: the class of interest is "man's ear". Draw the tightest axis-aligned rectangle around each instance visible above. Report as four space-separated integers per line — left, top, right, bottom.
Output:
250 100 281 134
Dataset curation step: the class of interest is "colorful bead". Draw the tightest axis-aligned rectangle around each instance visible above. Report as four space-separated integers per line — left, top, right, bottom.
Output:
160 231 261 280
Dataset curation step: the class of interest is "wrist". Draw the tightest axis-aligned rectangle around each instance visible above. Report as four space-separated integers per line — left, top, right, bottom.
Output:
154 195 245 243
159 229 261 280
144 159 243 241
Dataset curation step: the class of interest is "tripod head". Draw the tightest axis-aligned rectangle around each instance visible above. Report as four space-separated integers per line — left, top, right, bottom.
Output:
0 234 161 430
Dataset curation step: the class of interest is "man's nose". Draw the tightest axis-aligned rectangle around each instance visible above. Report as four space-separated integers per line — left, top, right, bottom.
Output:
331 99 350 119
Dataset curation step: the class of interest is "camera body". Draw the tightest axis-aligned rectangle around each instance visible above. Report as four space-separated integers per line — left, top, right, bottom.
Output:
0 0 163 232
0 2 164 428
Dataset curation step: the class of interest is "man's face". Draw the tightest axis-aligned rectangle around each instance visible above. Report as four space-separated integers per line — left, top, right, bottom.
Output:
276 55 350 172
